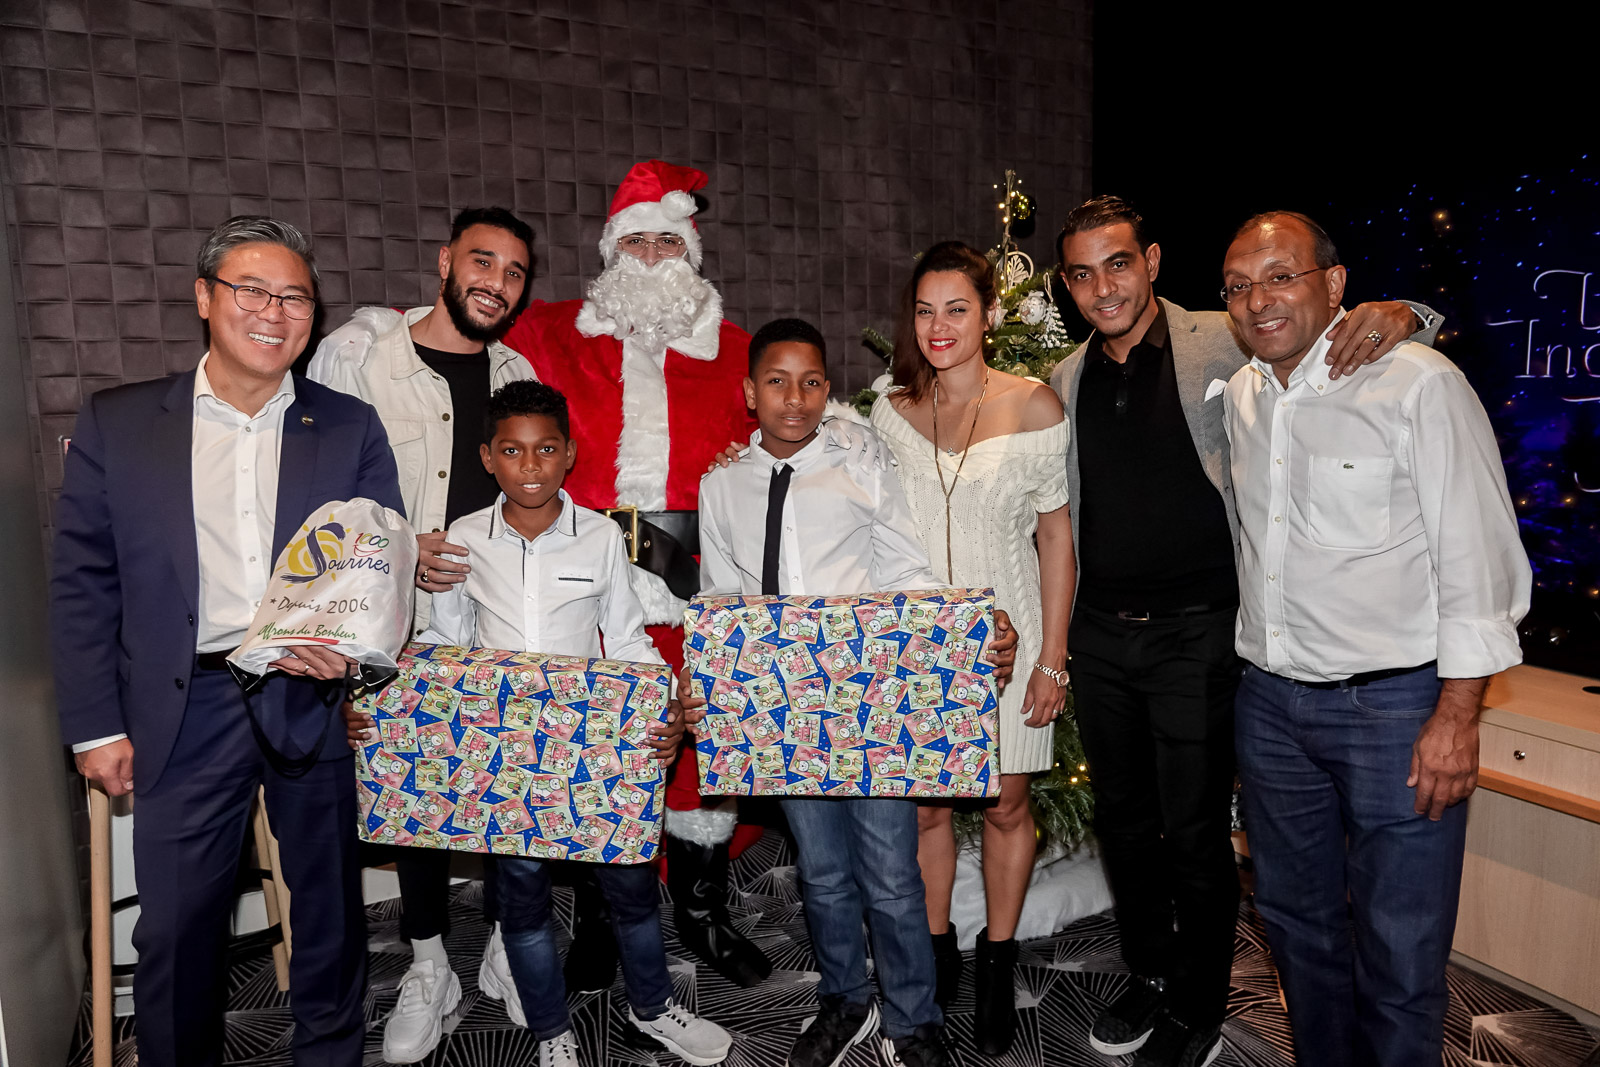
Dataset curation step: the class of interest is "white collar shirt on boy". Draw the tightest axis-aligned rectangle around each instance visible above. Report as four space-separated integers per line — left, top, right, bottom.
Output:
698 422 939 598
418 489 663 664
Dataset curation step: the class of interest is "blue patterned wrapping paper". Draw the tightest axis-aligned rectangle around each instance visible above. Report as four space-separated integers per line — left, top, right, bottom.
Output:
683 589 1001 799
354 643 673 864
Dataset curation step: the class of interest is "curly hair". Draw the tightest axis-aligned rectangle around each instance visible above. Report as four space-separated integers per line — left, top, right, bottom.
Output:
484 379 569 442
748 317 828 376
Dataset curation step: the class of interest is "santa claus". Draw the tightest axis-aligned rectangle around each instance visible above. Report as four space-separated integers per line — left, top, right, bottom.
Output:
496 160 776 989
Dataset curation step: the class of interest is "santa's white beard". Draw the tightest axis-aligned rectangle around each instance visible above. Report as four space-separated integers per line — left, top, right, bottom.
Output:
583 254 716 348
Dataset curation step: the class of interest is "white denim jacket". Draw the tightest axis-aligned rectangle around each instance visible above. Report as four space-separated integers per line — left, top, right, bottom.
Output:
308 305 536 631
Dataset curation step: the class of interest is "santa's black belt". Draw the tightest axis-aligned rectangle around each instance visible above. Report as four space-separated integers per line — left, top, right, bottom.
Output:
605 507 700 602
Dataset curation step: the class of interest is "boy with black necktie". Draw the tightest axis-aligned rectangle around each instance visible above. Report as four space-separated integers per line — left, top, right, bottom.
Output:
697 318 959 1067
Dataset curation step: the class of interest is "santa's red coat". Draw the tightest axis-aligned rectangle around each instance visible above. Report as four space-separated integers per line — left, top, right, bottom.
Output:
503 299 755 511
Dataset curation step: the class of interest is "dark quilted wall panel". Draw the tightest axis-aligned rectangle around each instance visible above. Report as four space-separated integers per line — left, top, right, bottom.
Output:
1 0 1091 517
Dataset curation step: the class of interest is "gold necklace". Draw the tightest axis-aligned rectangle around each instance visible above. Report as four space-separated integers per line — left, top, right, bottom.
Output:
930 368 989 583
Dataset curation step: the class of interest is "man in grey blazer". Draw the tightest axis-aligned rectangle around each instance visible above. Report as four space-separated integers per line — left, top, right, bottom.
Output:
1048 196 1438 1067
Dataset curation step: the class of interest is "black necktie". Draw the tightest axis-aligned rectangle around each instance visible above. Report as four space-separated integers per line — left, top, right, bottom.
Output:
762 463 792 595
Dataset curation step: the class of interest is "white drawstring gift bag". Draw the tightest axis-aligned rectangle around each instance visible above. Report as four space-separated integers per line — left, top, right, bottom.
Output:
229 498 418 685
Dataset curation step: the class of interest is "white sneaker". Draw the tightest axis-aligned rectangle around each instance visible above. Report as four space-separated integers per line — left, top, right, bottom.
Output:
629 999 733 1066
382 958 461 1064
539 1028 583 1067
476 923 527 1027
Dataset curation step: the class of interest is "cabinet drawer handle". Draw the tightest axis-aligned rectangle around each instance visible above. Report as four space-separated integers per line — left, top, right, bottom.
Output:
1513 749 1527 760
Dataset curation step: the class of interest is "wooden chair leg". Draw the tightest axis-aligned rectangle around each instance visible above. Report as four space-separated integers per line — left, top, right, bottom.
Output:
88 784 112 1067
252 786 292 992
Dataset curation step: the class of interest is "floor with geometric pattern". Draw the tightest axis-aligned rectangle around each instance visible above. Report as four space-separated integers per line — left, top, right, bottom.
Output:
70 828 1600 1066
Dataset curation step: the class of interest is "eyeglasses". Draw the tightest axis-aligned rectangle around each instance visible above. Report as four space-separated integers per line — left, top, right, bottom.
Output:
616 233 687 258
1220 267 1326 305
209 277 318 319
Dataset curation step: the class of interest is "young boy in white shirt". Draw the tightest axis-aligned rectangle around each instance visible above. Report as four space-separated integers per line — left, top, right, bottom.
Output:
416 380 731 1067
696 319 956 1067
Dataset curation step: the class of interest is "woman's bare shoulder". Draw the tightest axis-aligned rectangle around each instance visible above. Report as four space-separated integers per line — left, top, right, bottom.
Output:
1017 378 1065 432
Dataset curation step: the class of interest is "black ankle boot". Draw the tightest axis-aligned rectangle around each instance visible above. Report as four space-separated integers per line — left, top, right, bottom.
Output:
563 873 618 993
932 923 962 1009
974 927 1018 1056
666 835 774 988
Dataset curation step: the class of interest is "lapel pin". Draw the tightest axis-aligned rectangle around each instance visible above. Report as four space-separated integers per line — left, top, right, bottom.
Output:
301 415 314 425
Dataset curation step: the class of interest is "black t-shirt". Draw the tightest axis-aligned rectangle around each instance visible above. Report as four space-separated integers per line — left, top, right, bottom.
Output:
1074 307 1238 611
413 343 497 526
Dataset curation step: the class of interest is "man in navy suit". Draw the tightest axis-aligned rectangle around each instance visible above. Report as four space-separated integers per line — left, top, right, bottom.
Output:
51 216 404 1066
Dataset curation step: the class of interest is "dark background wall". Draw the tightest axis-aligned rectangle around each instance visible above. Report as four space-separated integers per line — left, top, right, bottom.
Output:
1 0 1093 530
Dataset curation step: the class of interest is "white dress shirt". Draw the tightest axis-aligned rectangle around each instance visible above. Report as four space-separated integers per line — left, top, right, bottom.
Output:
418 491 663 666
698 426 939 598
192 354 294 652
74 354 294 754
1224 315 1530 682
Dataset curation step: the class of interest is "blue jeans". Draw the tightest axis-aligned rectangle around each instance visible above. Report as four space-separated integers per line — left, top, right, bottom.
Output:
498 857 672 1040
780 796 939 1039
1235 664 1466 1067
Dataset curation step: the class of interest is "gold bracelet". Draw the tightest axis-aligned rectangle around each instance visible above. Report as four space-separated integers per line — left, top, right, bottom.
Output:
1034 663 1070 688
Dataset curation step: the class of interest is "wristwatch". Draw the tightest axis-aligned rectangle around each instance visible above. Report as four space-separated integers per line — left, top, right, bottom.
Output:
1034 663 1070 688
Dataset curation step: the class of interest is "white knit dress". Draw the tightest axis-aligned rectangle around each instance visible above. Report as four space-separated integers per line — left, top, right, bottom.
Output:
871 393 1070 775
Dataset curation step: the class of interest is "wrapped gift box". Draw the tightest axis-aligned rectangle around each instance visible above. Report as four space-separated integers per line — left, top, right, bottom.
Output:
684 589 1001 799
355 643 672 863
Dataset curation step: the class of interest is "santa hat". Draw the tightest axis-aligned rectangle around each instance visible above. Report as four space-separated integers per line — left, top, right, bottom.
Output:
597 160 709 268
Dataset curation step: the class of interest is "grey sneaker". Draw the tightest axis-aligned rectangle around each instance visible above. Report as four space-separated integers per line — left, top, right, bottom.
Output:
630 998 733 1065
539 1028 583 1067
381 958 461 1064
476 923 527 1028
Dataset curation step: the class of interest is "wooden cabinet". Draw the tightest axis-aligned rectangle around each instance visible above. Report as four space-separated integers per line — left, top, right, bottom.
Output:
1453 666 1600 1014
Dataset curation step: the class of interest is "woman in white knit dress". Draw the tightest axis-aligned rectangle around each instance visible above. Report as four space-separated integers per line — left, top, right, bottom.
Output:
870 241 1076 1056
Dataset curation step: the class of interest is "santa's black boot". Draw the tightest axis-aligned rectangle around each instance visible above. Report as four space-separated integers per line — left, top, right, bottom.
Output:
666 835 773 987
563 873 618 994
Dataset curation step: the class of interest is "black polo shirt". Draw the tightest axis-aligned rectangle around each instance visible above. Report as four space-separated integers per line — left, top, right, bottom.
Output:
1074 306 1238 612
414 343 498 526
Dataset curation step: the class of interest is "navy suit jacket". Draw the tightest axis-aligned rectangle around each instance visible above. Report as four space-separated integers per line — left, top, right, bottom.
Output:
50 369 404 790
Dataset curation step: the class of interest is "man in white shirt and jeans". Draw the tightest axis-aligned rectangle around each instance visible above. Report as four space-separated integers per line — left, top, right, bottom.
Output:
1221 211 1531 1067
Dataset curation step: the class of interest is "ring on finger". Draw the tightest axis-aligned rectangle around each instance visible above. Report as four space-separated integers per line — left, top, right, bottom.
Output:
421 567 431 582
1365 329 1383 345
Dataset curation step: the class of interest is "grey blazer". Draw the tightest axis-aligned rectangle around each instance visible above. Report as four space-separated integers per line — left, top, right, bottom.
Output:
1049 297 1441 555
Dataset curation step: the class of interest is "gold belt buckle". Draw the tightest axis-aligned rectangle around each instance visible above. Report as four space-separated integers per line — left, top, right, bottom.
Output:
605 505 640 563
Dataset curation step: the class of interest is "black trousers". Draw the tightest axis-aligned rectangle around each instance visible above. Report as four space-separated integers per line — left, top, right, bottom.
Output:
133 667 365 1066
1068 603 1241 1029
358 844 499 942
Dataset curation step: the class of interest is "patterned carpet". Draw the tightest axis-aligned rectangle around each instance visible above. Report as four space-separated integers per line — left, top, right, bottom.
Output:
69 829 1600 1066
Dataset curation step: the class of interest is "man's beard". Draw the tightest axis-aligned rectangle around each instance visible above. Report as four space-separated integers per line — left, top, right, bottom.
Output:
441 270 513 345
583 254 715 347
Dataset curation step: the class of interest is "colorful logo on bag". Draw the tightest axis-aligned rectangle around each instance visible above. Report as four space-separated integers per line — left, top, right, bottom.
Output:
281 519 345 584
280 516 393 585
